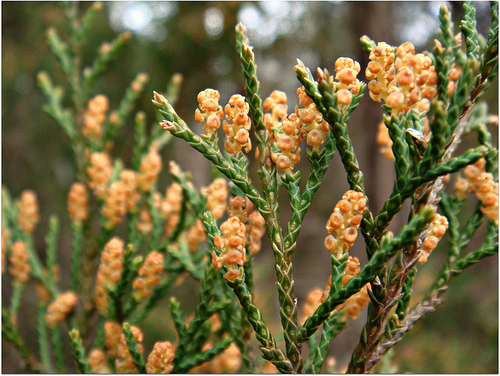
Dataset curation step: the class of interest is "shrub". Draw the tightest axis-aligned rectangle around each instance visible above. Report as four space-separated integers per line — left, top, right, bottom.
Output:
2 2 498 373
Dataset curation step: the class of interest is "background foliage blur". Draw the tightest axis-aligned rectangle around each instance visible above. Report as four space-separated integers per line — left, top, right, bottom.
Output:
2 2 497 373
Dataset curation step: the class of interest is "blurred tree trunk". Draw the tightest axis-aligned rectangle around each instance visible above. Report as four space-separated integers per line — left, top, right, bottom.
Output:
350 2 394 217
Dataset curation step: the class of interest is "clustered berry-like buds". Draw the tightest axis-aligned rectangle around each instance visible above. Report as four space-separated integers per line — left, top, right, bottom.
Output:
16 190 40 234
322 256 370 320
116 325 144 373
454 158 498 223
160 182 183 236
455 158 486 198
194 89 224 136
366 41 437 116
9 240 31 283
119 169 141 213
68 182 89 224
263 90 288 146
332 57 362 107
87 349 111 374
376 120 394 160
212 216 246 280
226 196 265 255
247 210 266 255
137 144 162 192
263 90 303 173
418 214 449 264
337 258 370 321
186 219 207 253
274 113 303 173
136 205 154 236
104 321 122 359
263 90 303 174
95 237 125 316
87 152 112 199
296 86 328 153
205 342 242 374
324 190 367 258
102 180 127 230
475 172 499 222
344 285 370 320
223 94 252 155
300 287 323 325
342 256 361 286
146 341 175 374
202 178 228 220
321 256 361 303
45 291 78 328
82 95 109 141
227 196 252 224
132 251 164 302
447 64 462 96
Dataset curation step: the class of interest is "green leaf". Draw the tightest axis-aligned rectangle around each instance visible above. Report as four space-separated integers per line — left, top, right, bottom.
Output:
174 338 232 373
122 323 147 374
70 222 84 292
460 1 481 61
308 311 347 373
45 216 59 280
105 73 149 144
383 114 411 181
109 244 135 322
226 272 293 373
360 35 377 53
422 146 487 181
76 2 104 47
481 2 499 80
69 329 94 374
316 68 366 194
37 72 77 140
50 326 66 372
169 297 186 339
132 112 147 171
83 32 131 98
46 28 73 78
37 303 53 373
173 264 219 366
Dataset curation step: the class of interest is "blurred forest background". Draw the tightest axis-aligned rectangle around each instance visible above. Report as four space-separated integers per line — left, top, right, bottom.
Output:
2 1 498 373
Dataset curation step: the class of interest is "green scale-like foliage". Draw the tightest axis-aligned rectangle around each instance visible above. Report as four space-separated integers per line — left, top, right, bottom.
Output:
69 330 93 374
2 1 498 374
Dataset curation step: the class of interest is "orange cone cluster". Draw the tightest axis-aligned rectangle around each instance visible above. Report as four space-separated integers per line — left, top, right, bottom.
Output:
16 190 40 234
418 214 449 264
146 341 175 374
212 216 247 280
324 190 367 257
366 42 437 116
